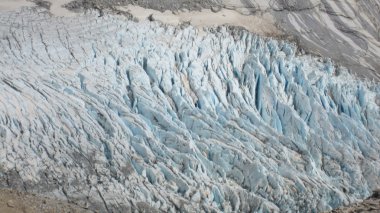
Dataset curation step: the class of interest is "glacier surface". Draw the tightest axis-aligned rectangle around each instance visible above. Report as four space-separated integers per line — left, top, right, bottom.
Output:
0 8 380 212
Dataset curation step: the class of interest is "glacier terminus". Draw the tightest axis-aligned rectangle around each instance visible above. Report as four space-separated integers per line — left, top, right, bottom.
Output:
0 6 379 213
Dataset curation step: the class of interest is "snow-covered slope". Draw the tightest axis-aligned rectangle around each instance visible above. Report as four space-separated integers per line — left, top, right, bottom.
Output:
0 8 379 212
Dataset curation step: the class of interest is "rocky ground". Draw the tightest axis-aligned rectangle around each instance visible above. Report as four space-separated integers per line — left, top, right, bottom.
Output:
0 188 93 213
329 190 380 213
0 188 378 213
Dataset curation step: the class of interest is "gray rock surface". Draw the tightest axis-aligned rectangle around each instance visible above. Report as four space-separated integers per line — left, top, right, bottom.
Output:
329 189 380 212
0 188 93 213
271 0 380 82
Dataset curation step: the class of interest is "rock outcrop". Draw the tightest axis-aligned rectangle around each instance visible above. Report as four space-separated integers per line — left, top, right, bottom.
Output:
329 189 380 213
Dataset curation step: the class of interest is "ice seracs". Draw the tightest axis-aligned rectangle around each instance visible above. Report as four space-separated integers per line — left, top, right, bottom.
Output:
0 8 379 212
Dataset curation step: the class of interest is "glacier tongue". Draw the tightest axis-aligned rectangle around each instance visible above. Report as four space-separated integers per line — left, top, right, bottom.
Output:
0 8 379 212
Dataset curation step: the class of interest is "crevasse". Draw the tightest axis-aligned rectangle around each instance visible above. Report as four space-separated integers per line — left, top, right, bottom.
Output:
0 9 379 212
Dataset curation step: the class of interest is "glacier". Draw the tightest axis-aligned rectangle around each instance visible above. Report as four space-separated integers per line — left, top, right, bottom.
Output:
0 8 379 212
